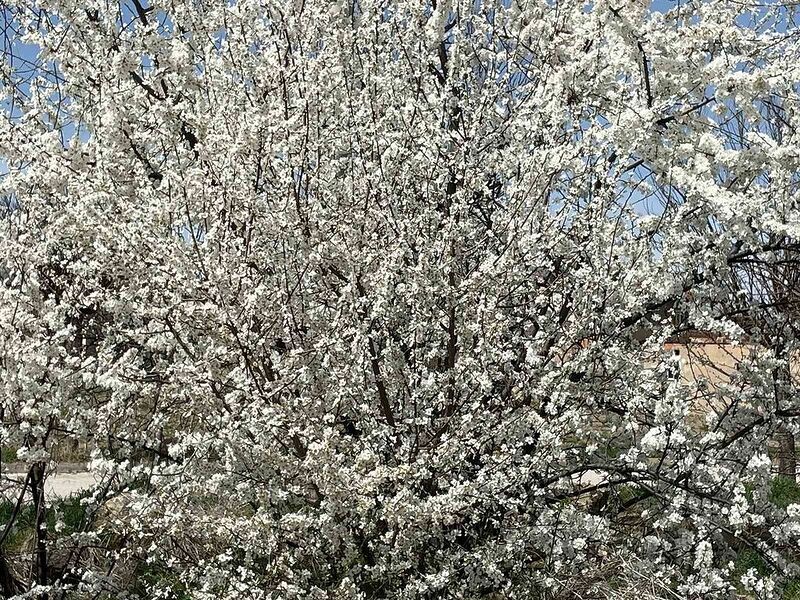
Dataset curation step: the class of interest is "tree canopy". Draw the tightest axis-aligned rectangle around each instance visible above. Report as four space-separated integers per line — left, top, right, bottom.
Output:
2 0 800 598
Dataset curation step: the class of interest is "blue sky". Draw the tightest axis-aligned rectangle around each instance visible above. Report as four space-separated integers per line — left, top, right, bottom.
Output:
1 0 796 188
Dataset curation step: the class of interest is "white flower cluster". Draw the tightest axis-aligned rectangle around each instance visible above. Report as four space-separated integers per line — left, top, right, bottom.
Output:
1 0 800 597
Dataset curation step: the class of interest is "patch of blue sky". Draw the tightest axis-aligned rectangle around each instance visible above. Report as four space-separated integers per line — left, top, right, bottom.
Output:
2 7 40 116
2 0 797 236
2 6 90 150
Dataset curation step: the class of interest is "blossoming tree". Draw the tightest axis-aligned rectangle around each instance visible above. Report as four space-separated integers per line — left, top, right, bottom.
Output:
2 0 800 597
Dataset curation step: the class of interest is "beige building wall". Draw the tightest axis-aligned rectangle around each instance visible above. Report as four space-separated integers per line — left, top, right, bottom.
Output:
660 335 800 424
666 336 800 385
666 338 753 387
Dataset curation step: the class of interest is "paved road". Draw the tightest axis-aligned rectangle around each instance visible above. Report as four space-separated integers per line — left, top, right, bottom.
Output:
0 470 96 500
577 469 607 486
0 468 610 502
42 472 96 498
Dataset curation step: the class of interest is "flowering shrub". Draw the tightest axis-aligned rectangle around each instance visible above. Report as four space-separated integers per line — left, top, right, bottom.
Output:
2 0 800 597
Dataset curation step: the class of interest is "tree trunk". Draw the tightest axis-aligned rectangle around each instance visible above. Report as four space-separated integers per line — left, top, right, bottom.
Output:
0 550 20 596
773 351 797 482
778 424 797 482
28 462 48 599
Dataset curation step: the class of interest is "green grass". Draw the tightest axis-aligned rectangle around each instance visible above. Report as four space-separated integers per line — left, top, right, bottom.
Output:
784 579 800 600
0 446 18 462
732 542 800 599
770 476 800 509
0 493 89 551
0 498 36 550
133 562 191 600
733 548 769 578
57 494 89 532
733 477 800 599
